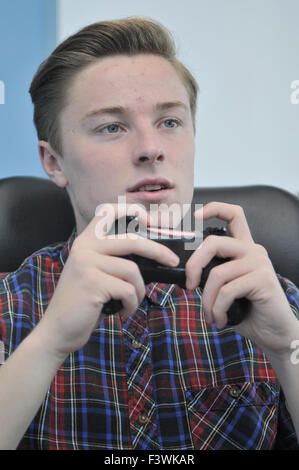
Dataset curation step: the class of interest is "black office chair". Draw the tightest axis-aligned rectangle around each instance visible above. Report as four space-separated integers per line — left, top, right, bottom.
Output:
0 176 299 287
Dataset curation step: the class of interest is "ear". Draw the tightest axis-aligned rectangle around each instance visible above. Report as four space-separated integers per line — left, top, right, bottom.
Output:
38 140 68 188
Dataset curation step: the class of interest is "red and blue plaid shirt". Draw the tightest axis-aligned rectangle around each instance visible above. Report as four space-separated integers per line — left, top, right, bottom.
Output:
0 229 298 450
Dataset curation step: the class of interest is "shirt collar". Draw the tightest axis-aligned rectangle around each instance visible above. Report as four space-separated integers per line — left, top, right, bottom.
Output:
145 282 178 306
59 227 77 267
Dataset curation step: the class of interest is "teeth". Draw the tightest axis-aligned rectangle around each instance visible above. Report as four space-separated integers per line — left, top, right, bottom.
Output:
137 184 166 191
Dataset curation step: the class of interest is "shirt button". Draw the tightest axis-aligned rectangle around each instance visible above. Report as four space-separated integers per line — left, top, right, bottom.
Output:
229 386 241 398
138 414 149 425
132 339 142 349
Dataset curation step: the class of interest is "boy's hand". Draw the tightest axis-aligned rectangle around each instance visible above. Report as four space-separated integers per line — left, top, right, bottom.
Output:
38 203 179 359
185 202 298 357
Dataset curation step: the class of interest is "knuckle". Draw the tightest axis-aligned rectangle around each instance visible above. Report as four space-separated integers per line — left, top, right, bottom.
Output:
225 203 245 217
254 243 269 258
258 265 274 283
219 283 232 301
138 285 147 303
206 234 218 244
209 265 224 284
123 258 140 276
234 204 244 214
125 283 136 297
203 235 218 252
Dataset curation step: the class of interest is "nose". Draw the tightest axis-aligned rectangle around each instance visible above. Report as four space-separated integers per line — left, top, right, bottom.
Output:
132 125 165 165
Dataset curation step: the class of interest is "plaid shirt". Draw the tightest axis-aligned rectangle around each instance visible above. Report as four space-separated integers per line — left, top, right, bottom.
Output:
0 229 298 450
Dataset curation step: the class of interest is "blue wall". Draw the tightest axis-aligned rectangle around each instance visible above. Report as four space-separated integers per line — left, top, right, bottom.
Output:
0 0 56 178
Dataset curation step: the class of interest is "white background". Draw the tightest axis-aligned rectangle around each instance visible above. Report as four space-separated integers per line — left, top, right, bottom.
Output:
57 0 299 196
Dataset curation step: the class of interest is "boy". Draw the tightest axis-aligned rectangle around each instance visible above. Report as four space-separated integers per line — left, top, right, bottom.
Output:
0 17 298 450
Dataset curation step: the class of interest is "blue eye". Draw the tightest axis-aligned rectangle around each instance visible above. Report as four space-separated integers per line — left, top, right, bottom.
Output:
162 119 180 128
102 124 121 133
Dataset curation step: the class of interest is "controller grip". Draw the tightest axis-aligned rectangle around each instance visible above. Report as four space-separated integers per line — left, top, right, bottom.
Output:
101 257 250 326
100 223 250 326
225 297 250 326
102 298 123 316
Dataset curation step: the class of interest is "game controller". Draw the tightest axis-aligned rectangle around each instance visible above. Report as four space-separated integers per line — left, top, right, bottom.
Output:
101 216 250 326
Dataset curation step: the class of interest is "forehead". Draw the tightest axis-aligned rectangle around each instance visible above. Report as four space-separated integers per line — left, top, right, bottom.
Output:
64 54 190 118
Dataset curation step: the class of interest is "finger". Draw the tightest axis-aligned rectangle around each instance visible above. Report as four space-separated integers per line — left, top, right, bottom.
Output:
88 233 180 267
194 202 254 242
209 272 257 329
97 271 140 318
185 235 248 289
85 202 152 239
96 254 146 306
201 257 254 321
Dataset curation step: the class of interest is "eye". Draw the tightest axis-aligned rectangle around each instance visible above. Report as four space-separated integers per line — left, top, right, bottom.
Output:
101 123 122 133
161 118 181 129
95 123 125 134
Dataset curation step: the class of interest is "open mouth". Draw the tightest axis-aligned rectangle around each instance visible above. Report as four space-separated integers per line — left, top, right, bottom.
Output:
131 184 168 192
127 179 174 201
128 186 172 201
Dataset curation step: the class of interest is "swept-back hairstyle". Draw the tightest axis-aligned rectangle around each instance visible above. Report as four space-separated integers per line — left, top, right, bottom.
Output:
29 17 199 155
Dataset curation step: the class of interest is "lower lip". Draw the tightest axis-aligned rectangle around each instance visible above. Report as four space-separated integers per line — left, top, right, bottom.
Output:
128 188 173 201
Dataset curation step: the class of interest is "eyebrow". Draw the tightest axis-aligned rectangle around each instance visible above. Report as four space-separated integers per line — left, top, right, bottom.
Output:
82 101 189 122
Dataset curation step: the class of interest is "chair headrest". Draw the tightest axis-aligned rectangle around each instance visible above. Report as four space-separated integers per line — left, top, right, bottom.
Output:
192 185 299 286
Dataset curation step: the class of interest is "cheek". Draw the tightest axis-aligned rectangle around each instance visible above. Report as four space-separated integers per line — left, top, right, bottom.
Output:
66 141 117 179
174 141 194 172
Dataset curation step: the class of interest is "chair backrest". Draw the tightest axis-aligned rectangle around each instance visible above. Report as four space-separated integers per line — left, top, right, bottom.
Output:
0 176 298 286
0 176 75 272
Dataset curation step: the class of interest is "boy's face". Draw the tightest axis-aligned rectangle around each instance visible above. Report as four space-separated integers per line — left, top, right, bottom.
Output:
41 54 195 233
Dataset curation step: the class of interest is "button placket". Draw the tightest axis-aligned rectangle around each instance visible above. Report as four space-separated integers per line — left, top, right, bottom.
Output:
132 339 142 349
138 413 150 425
123 315 158 448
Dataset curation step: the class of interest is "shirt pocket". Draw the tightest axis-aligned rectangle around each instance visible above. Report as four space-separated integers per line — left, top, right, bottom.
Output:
184 382 279 450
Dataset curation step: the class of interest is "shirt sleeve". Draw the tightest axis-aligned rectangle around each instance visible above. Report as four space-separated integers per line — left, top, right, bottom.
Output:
0 271 31 366
0 273 9 366
274 274 299 449
277 274 299 320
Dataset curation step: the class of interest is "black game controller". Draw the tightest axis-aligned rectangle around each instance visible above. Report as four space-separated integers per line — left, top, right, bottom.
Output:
101 216 250 326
